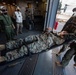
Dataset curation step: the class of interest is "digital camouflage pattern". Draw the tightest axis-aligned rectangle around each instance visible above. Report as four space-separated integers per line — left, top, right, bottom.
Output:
0 32 65 63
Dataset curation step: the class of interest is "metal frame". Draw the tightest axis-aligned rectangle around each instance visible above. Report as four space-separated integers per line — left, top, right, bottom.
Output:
44 0 59 30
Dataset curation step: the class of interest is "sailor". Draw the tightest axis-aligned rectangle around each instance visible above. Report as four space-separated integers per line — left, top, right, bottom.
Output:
0 6 15 41
56 9 76 67
56 8 76 56
14 7 23 35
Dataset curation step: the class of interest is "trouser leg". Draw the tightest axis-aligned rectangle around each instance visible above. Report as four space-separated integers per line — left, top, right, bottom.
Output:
58 44 68 54
0 45 28 63
5 38 24 50
61 48 75 66
6 32 11 41
5 27 12 41
19 23 23 33
58 45 65 54
11 27 15 39
30 20 34 30
16 23 19 35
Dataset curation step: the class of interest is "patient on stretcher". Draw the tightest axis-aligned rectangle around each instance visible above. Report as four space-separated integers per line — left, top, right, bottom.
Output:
0 30 68 63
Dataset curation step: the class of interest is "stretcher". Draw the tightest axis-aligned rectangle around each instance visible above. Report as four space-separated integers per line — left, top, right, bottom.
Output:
0 33 76 66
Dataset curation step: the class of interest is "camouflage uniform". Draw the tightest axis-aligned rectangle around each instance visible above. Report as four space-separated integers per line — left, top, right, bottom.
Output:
58 15 76 54
60 41 76 66
0 32 65 63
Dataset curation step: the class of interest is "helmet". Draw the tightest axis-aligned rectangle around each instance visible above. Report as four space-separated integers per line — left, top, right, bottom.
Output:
0 6 7 14
0 6 4 14
1 6 7 11
0 6 4 10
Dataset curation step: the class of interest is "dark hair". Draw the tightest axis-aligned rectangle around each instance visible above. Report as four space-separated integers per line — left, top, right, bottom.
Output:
72 8 76 12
